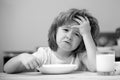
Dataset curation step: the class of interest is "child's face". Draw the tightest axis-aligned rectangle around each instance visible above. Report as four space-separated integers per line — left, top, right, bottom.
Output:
56 23 82 52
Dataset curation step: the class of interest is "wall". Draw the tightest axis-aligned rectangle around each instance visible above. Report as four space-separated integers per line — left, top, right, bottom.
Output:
0 0 120 72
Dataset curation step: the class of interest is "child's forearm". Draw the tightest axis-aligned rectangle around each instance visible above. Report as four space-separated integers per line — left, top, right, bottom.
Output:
4 55 26 73
82 33 97 71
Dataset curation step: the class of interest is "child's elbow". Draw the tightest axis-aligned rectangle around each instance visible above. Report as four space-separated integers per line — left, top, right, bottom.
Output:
4 65 12 74
4 63 16 74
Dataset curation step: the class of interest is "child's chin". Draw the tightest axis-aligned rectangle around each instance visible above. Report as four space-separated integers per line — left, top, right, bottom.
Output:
62 47 73 52
59 43 74 51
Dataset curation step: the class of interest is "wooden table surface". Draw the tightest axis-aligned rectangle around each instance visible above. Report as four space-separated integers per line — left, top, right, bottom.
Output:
0 71 120 80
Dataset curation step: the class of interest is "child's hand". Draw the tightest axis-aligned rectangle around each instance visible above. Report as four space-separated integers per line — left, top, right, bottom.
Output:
18 53 41 70
73 16 91 36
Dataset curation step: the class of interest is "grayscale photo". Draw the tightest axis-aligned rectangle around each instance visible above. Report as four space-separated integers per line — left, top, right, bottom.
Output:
0 0 120 80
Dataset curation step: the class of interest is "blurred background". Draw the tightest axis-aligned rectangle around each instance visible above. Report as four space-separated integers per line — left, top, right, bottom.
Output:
0 0 120 72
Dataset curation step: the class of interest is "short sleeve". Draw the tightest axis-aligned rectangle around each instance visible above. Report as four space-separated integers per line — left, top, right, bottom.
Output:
32 47 48 64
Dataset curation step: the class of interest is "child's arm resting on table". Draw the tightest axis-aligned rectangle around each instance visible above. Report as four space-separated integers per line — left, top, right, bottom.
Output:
4 53 41 73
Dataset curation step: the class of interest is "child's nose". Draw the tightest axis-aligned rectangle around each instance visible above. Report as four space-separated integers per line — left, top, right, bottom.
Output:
66 32 73 40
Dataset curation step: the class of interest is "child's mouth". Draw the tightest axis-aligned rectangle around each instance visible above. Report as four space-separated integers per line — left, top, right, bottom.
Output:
64 41 71 45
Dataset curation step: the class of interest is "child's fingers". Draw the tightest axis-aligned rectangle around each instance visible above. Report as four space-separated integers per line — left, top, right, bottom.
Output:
73 18 82 25
29 62 35 69
84 16 90 23
24 61 35 70
27 58 41 69
77 16 86 22
32 60 39 69
35 58 42 67
24 63 31 70
74 16 87 24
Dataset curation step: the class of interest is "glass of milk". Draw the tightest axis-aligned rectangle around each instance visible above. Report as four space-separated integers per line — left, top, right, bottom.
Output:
96 50 115 75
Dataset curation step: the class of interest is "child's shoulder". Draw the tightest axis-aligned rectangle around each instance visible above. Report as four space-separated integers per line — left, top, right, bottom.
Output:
37 46 50 50
32 47 52 57
37 47 52 53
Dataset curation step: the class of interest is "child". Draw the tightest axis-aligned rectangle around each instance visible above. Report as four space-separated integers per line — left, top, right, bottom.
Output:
4 8 100 73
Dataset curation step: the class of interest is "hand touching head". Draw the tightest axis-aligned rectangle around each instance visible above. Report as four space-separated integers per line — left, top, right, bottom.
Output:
48 8 100 56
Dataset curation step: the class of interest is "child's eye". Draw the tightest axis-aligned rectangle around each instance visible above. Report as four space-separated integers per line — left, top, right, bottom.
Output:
63 29 69 32
74 32 81 37
75 33 79 36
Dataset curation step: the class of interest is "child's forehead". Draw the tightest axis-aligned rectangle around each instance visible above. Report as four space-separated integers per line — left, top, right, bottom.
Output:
62 22 78 28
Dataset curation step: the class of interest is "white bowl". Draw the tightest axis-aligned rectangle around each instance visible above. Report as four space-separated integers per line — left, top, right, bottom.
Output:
37 64 78 74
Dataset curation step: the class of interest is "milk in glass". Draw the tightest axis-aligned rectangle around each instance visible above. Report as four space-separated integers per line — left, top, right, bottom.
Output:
96 51 115 72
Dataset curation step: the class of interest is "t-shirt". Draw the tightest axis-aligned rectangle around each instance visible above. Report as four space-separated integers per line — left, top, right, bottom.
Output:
32 47 88 71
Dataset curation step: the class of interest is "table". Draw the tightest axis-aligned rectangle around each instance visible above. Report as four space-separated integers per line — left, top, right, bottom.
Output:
0 71 120 80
